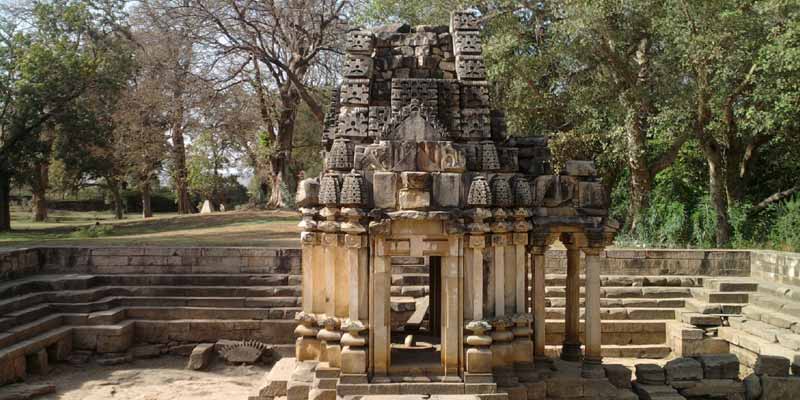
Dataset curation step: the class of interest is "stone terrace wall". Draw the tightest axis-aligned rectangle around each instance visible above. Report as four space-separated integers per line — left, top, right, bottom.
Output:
0 248 42 281
545 249 751 277
0 247 301 280
751 250 800 287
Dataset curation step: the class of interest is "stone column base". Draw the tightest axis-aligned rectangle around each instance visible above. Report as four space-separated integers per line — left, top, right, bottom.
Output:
560 342 583 362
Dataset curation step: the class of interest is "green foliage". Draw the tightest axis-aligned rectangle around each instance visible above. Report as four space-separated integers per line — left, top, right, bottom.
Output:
769 196 800 252
70 223 114 238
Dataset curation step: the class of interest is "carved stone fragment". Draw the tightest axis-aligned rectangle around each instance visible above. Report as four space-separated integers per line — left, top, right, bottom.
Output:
461 81 489 109
433 172 462 208
368 106 390 137
372 172 398 209
512 176 533 207
456 55 486 80
392 140 417 171
346 30 375 54
354 142 392 171
391 79 438 112
451 11 481 31
343 54 373 78
453 31 482 55
296 178 320 208
337 107 370 138
340 79 371 106
340 171 367 207
461 108 491 139
498 147 519 172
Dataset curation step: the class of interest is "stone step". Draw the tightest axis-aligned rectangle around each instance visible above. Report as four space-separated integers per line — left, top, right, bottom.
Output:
702 278 759 292
391 285 429 297
0 304 53 331
741 305 799 332
544 344 671 359
545 286 692 299
545 307 676 320
691 289 750 304
728 317 787 343
390 297 417 312
748 293 800 319
392 274 430 286
0 314 64 349
0 274 95 300
544 274 703 288
718 326 800 370
132 318 295 344
391 265 429 274
544 320 668 345
756 280 800 303
94 273 301 287
683 298 744 315
123 306 297 320
546 297 685 308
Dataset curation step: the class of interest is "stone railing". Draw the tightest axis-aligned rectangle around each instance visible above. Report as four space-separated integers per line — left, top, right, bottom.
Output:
0 247 301 280
750 250 800 287
545 248 751 277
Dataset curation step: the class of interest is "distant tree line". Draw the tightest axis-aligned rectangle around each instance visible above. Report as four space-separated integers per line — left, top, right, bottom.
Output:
0 0 340 230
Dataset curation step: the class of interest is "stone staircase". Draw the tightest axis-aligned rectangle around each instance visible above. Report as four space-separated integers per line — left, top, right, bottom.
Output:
540 274 726 359
390 257 430 331
0 258 301 384
719 279 800 375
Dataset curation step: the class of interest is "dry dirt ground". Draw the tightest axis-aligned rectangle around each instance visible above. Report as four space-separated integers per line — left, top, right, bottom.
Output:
21 356 270 400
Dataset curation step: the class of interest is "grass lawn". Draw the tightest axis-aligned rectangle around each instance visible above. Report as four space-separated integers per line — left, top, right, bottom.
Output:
1 208 302 248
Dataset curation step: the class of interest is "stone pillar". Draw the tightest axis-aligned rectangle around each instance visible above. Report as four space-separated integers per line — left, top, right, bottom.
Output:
582 247 605 378
340 319 368 383
511 313 534 366
530 244 548 363
492 234 506 316
562 236 583 362
441 237 463 376
490 316 514 368
321 233 340 317
513 233 528 314
344 234 367 321
370 237 391 376
317 317 342 367
294 312 320 361
465 320 493 381
300 232 319 313
465 234 485 320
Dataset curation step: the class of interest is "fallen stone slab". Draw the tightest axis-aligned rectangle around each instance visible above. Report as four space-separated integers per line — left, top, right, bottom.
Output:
633 383 684 400
761 375 800 400
603 364 632 389
0 383 56 400
168 343 197 356
755 355 790 377
95 352 132 366
187 343 215 370
130 344 163 359
636 364 666 385
696 354 739 379
677 379 745 398
665 357 702 383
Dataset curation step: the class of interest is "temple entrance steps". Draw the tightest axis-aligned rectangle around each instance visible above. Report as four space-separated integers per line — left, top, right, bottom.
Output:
390 257 431 332
0 271 301 384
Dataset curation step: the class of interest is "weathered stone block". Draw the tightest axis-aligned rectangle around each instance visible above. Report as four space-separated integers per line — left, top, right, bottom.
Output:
341 348 366 374
636 363 666 385
678 379 745 398
665 357 703 383
398 189 430 210
343 54 373 78
466 347 492 373
456 55 486 80
697 354 740 379
372 172 397 209
187 343 214 370
604 364 632 389
755 355 791 377
433 173 461 208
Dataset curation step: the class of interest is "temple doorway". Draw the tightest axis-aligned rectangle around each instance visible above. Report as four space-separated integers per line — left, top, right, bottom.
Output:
389 256 443 375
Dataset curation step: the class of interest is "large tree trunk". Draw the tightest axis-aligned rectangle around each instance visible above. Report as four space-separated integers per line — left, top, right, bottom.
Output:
31 162 49 222
106 177 124 220
141 181 153 219
171 117 191 214
625 106 653 233
0 172 10 232
266 88 300 209
702 145 732 247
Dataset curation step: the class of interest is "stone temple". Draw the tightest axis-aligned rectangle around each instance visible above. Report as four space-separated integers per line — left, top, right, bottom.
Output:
291 10 621 398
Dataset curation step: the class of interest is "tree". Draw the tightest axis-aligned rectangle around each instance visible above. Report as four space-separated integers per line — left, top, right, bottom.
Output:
0 0 132 229
179 0 349 208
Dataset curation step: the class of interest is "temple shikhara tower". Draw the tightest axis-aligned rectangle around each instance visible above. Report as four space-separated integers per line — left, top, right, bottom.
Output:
291 10 620 399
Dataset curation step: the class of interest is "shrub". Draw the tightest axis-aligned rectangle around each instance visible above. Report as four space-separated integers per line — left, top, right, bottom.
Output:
769 195 800 252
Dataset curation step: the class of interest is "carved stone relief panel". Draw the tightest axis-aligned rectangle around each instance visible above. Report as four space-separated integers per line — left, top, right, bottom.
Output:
337 107 370 138
451 11 481 31
340 79 371 106
456 55 486 80
461 81 489 109
391 79 438 112
368 106 391 137
346 30 375 54
453 31 482 55
344 54 373 78
461 108 491 140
